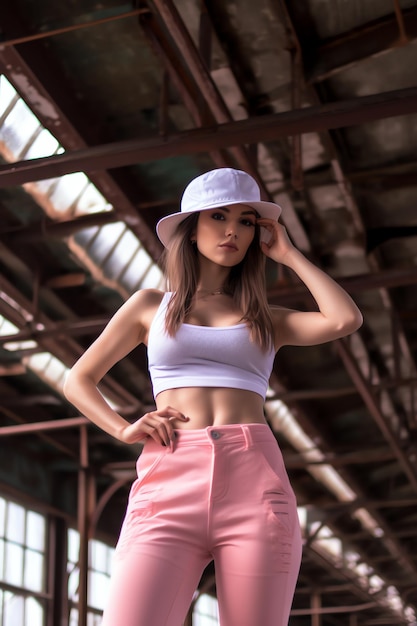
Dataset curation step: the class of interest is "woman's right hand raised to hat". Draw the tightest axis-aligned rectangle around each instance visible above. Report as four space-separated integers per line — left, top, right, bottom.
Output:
257 218 296 265
120 407 190 446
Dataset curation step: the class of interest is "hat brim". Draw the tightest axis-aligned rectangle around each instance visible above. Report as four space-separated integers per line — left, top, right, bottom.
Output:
156 200 282 248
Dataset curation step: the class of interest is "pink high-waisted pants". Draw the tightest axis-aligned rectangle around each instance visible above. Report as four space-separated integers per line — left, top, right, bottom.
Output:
101 423 302 626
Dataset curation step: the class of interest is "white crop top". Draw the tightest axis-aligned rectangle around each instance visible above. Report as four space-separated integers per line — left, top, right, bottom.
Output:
147 292 275 400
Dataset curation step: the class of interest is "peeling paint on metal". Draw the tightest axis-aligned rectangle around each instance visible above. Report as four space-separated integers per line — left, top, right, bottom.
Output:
9 72 60 120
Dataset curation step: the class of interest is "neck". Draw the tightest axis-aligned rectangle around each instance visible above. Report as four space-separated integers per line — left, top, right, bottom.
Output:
197 255 231 292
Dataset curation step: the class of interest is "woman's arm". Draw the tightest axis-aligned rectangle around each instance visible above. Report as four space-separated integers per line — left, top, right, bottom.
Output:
258 218 363 347
63 289 188 445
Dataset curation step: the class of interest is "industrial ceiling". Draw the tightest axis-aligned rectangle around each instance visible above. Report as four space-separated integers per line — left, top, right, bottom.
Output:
0 1 417 624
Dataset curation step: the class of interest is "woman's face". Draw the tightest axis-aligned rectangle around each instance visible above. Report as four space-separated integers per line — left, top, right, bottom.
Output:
193 204 257 267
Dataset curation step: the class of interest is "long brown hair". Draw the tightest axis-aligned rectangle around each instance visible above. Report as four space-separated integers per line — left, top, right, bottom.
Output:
159 212 274 351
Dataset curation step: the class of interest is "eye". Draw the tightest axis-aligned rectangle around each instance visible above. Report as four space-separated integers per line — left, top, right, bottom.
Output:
211 212 225 220
241 218 256 227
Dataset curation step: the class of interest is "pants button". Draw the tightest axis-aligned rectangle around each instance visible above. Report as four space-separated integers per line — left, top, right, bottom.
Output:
211 431 221 440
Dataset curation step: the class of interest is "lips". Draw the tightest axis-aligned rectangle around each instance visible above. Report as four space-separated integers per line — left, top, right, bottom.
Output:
219 243 238 251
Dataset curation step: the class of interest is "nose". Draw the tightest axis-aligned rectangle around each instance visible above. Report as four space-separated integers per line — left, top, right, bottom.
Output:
226 222 238 238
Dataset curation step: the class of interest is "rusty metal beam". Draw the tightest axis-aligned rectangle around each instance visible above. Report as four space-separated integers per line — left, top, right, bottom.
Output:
283 447 396 469
77 425 91 626
268 266 417 303
0 394 62 407
0 273 141 409
306 6 417 83
0 40 162 260
138 3 238 178
278 2 417 403
139 7 207 128
0 317 109 343
0 8 150 47
0 405 78 459
270 379 417 581
270 377 417 402
1 86 417 187
143 0 310 253
336 338 417 491
0 266 416 345
0 416 89 436
47 517 69 626
347 162 417 190
2 211 120 243
313 497 417 512
291 602 377 616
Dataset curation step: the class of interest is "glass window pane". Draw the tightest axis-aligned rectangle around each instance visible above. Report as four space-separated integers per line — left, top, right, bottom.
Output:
88 570 110 610
0 538 4 580
68 528 80 563
89 222 126 265
75 183 110 215
90 540 107 573
0 76 17 116
139 264 164 290
25 597 44 626
24 127 60 160
193 594 219 625
49 173 89 214
24 549 44 592
102 230 139 278
69 607 79 626
26 511 45 551
0 497 6 536
87 613 102 626
5 543 24 586
68 566 79 600
0 98 40 157
4 592 24 626
6 502 25 542
120 247 152 290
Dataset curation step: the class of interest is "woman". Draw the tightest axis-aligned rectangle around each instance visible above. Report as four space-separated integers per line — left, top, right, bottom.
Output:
64 167 362 626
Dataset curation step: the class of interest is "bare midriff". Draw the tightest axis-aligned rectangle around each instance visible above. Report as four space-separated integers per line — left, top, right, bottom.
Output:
155 387 267 429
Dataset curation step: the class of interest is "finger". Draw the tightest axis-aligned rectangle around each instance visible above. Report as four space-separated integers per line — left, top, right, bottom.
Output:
140 422 164 445
159 406 189 421
168 414 190 422
159 420 174 445
256 217 277 228
149 418 172 446
140 415 166 445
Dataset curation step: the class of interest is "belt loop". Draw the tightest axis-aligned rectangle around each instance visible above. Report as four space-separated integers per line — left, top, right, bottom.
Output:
242 425 252 450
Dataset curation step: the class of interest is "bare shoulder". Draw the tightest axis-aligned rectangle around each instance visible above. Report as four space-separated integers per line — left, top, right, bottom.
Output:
130 288 165 308
128 288 165 328
125 289 164 317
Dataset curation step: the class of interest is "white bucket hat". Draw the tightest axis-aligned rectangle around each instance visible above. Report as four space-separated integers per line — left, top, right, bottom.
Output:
156 168 282 248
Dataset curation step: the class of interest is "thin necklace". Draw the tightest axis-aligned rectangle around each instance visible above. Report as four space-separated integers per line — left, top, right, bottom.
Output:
196 288 226 297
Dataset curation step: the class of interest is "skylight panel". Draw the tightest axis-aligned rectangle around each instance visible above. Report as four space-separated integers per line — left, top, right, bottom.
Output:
136 263 164 291
48 172 91 215
0 75 18 116
0 75 111 218
0 317 19 336
0 97 40 158
22 127 60 160
74 181 112 215
24 352 69 393
1 73 163 295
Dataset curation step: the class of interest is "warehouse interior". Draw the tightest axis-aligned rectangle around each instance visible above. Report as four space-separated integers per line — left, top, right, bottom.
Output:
1 0 417 624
